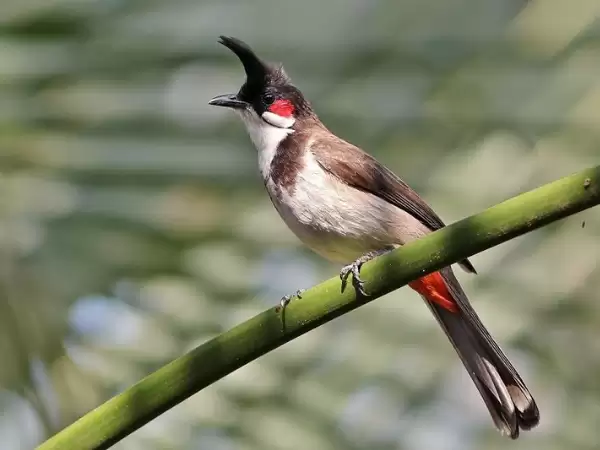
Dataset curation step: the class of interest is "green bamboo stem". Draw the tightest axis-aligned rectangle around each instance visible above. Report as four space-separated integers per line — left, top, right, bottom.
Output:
38 166 600 450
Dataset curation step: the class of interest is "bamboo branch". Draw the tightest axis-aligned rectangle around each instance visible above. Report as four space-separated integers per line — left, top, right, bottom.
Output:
38 165 600 450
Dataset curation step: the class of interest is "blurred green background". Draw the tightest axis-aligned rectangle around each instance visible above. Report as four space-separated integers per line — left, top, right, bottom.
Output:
1 1 600 449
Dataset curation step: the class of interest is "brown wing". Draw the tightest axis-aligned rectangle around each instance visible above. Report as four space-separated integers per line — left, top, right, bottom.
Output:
311 136 476 274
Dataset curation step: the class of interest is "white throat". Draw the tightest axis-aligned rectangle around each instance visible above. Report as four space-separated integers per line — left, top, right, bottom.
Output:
235 109 295 179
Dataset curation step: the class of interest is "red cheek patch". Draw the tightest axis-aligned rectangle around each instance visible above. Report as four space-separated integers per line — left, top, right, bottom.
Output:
268 99 294 117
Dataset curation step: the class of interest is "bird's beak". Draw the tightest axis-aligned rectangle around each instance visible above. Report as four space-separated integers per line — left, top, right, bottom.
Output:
208 94 248 109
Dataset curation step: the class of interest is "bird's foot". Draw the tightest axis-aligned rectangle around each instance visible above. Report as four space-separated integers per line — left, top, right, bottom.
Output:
340 260 367 296
277 288 305 332
340 249 391 296
279 289 305 310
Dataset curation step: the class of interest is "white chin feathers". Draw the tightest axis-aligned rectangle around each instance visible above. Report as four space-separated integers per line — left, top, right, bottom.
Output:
236 108 294 179
261 111 296 129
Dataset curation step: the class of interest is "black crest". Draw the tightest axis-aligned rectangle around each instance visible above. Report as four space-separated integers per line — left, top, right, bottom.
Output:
218 36 289 88
218 36 312 117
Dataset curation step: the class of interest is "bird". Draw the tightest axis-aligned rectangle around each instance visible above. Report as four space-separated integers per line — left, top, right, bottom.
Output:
209 36 539 439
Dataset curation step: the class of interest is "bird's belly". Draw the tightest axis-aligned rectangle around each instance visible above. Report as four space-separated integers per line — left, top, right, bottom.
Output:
265 168 428 264
280 210 388 263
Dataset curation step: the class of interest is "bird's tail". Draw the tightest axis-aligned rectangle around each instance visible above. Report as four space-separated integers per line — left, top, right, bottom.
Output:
411 267 540 439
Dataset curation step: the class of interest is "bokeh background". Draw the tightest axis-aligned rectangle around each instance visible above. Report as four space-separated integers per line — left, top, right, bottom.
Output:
2 1 600 449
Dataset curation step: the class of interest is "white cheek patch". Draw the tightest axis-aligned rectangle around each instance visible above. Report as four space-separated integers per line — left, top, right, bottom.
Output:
261 111 296 129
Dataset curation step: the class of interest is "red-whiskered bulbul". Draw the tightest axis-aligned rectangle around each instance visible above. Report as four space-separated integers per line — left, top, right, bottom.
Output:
209 36 539 438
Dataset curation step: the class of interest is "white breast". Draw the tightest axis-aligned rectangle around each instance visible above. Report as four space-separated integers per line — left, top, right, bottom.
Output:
234 109 429 263
265 151 430 263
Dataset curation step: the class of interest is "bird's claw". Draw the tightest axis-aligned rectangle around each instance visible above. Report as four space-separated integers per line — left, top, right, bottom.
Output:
340 249 392 296
279 288 305 310
340 261 369 296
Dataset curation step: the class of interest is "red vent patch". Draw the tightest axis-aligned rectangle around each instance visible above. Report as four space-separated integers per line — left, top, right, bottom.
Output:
268 99 294 117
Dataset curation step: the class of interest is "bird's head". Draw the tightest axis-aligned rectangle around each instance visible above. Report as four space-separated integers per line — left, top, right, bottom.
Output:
209 36 312 133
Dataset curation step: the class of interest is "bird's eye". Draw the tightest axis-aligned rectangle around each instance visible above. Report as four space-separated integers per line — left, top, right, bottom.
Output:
263 92 275 105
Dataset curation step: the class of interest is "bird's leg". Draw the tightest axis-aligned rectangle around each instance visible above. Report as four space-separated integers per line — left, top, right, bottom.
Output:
279 288 306 310
340 249 392 296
